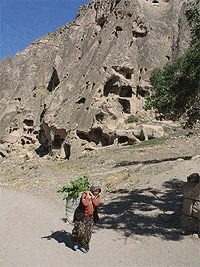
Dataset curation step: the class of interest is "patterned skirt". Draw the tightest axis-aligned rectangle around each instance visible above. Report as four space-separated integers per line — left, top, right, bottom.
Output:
72 216 94 251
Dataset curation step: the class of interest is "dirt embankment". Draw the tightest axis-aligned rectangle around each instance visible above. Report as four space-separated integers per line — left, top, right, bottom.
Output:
0 125 199 201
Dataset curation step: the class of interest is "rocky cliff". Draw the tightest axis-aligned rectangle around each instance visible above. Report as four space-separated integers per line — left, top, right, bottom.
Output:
0 0 191 160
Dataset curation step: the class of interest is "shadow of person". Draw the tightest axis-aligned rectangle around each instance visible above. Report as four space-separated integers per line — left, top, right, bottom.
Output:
42 230 74 250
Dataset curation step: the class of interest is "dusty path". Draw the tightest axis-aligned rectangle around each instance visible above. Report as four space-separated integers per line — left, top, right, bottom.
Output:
1 182 199 267
1 130 200 266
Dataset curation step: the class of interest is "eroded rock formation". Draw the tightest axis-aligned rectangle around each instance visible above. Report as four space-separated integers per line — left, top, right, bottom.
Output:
0 0 191 159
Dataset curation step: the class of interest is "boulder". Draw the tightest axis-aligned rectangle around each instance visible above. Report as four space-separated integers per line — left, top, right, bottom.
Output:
180 173 200 234
126 123 165 141
140 124 165 140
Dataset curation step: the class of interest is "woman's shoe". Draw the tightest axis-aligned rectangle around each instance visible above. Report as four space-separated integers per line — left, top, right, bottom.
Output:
80 247 88 253
73 244 78 251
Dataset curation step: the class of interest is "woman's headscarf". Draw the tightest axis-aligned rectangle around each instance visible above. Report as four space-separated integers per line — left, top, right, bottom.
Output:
90 184 101 193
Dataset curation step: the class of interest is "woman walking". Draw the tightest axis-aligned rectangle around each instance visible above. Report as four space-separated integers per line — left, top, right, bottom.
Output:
72 184 101 253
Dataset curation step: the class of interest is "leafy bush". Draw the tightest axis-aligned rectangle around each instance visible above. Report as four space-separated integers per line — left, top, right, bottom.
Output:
126 115 139 123
57 175 90 199
145 0 200 127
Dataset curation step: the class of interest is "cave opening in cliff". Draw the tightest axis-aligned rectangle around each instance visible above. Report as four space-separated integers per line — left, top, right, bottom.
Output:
77 128 112 146
0 152 6 158
35 129 49 157
120 86 132 97
64 144 70 160
47 67 60 92
40 104 46 122
21 139 25 145
76 97 86 104
133 31 147 38
77 131 91 142
136 85 150 97
52 135 64 149
89 127 112 146
116 26 122 32
126 73 131 79
97 17 107 28
9 127 19 133
119 98 131 113
23 119 34 126
95 112 105 122
15 98 21 102
104 76 120 97
118 136 129 144
115 0 121 6
27 129 34 134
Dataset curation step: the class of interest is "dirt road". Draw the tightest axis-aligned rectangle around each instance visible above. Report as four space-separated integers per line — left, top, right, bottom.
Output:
1 164 200 267
1 130 200 266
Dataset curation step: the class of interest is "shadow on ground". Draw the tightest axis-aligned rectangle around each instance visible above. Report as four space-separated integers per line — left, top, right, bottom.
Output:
115 156 192 167
42 230 74 250
97 179 185 241
43 180 185 243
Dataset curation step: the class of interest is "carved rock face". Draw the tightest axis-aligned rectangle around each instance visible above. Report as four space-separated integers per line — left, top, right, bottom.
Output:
0 0 191 159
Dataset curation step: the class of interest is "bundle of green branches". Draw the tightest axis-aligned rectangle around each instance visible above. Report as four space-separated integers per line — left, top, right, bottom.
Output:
57 175 90 199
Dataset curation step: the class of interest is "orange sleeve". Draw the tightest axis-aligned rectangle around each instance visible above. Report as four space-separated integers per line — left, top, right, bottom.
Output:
92 196 100 206
82 193 91 206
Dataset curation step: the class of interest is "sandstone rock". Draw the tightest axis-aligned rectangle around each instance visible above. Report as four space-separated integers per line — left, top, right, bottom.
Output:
0 0 191 159
140 124 165 140
180 214 200 234
183 182 200 201
180 176 200 233
125 123 165 140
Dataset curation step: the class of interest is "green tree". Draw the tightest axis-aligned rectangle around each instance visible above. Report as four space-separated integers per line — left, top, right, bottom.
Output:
145 0 200 127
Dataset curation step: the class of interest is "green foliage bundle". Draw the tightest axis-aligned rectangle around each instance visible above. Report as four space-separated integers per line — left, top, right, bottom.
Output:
145 0 200 127
57 175 90 199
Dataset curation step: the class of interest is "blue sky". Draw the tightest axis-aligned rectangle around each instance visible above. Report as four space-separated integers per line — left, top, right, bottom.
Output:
0 0 88 61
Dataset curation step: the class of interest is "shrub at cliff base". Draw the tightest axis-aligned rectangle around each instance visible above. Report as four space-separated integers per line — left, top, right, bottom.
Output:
145 0 200 127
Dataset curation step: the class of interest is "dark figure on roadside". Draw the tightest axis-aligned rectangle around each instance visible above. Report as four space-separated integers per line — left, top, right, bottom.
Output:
72 184 101 253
